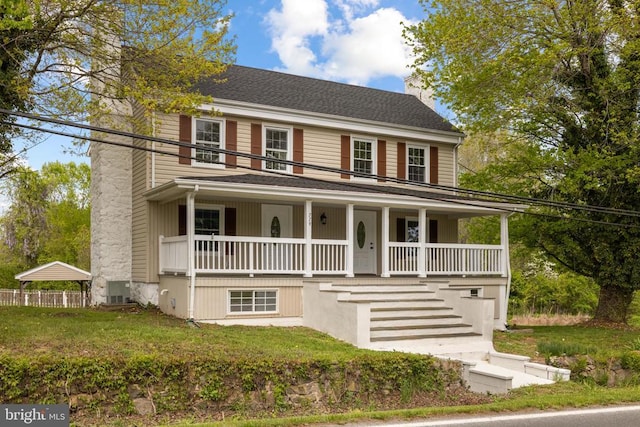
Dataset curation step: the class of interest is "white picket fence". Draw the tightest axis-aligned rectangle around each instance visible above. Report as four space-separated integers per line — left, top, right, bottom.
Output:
0 289 89 308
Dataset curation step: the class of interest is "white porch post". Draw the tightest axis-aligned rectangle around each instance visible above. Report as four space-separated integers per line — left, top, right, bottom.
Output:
304 200 313 277
381 207 390 277
346 204 354 278
418 208 427 278
187 190 197 320
500 213 512 329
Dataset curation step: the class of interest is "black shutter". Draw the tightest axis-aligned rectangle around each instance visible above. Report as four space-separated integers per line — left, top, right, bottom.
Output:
396 218 406 242
178 205 186 235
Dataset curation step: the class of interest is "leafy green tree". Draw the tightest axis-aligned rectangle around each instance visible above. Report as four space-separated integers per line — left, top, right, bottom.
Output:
0 162 90 286
1 0 235 152
406 0 640 323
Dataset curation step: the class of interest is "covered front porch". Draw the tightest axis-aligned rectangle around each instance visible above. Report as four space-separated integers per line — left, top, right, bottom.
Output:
146 174 521 327
158 212 509 279
152 175 514 280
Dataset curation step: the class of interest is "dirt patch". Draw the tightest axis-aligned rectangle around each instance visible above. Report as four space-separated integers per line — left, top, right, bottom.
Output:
510 314 591 326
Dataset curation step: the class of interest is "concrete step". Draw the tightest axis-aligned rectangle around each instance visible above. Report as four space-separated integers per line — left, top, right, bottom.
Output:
367 299 447 309
370 314 462 327
370 331 482 342
370 323 475 339
331 284 432 293
371 306 454 316
338 291 434 301
465 361 555 394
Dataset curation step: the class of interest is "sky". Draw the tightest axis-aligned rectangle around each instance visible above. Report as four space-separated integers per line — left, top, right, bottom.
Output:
15 0 435 171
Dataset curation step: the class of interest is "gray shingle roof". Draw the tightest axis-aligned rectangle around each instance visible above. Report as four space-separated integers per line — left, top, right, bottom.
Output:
182 174 478 203
194 65 459 133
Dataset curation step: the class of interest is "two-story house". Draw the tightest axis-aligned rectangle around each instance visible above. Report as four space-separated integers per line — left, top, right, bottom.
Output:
91 65 524 351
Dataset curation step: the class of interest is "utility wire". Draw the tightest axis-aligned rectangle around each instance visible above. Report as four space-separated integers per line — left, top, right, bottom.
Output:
2 108 640 225
5 118 639 228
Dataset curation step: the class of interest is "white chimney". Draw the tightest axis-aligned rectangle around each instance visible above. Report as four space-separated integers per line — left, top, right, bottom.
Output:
404 74 435 110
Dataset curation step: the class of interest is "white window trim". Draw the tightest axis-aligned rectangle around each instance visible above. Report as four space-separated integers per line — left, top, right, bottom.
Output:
194 203 225 237
262 124 293 173
406 143 430 183
227 289 279 315
192 117 225 169
350 135 377 181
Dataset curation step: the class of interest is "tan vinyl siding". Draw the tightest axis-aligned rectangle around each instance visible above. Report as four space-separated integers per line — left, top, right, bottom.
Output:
150 112 459 186
131 105 151 282
289 125 342 180
157 276 190 318
17 264 90 281
435 216 458 243
434 143 455 186
192 277 303 320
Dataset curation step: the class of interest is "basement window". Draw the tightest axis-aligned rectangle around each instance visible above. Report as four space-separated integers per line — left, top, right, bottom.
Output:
229 290 278 313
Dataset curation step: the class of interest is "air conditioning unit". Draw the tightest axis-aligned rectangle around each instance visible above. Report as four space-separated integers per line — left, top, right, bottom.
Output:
107 281 131 304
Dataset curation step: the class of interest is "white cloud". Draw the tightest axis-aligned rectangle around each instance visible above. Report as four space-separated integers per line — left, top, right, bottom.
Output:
265 0 329 75
265 0 416 86
333 0 380 21
322 8 414 84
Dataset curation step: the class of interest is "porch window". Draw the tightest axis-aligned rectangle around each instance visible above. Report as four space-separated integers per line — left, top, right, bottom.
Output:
195 208 221 235
194 118 224 166
229 290 277 313
264 126 292 172
406 217 419 242
352 137 376 178
407 145 427 183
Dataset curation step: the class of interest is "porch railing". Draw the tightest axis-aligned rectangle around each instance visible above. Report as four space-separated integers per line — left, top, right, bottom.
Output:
160 235 348 275
159 236 504 276
388 242 504 276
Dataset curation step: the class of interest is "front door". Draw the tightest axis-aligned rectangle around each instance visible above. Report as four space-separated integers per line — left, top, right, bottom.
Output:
261 204 293 271
353 210 377 274
261 204 293 238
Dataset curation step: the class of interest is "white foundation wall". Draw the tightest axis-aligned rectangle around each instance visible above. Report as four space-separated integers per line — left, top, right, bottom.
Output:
131 282 159 306
90 122 133 304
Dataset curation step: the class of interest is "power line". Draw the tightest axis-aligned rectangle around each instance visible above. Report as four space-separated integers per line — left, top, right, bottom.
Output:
5 118 639 228
2 108 640 226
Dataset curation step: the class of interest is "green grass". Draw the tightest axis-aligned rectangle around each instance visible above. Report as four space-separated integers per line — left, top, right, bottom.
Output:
173 382 640 426
494 325 640 361
0 306 371 361
5 306 640 427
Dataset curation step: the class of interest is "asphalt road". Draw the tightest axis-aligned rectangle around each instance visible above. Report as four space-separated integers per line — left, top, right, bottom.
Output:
332 405 640 427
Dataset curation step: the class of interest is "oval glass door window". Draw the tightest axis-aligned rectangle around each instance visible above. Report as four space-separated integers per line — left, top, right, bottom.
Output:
270 216 281 238
357 221 366 248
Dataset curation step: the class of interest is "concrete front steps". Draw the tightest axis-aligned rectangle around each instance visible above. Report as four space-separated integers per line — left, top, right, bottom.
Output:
331 282 484 344
371 339 570 394
305 280 570 394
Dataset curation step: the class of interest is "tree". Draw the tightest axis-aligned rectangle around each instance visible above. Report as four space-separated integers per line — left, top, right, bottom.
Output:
0 0 235 149
406 0 640 323
0 162 90 276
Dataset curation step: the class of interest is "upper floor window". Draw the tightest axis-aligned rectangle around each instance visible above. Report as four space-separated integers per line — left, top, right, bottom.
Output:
407 145 428 183
264 125 292 172
194 118 224 167
352 136 376 178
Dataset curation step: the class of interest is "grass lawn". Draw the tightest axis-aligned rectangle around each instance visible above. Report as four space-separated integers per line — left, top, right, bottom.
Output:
494 324 640 361
3 305 640 427
0 306 371 361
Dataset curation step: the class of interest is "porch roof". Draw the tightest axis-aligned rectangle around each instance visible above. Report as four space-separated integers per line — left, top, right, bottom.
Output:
146 174 526 217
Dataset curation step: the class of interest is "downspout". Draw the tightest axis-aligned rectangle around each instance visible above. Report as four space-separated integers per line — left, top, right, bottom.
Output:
453 136 463 190
187 185 199 322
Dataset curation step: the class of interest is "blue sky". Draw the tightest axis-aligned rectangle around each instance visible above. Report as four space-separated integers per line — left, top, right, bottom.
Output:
16 0 433 170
